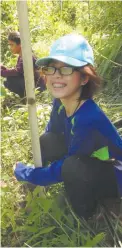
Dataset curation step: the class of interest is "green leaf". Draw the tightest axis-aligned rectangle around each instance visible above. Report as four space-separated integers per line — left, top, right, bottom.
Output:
0 86 7 97
27 226 56 244
39 197 53 213
59 234 70 246
84 232 105 247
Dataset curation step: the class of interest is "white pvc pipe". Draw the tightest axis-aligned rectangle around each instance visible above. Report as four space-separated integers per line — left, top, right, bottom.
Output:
17 0 42 167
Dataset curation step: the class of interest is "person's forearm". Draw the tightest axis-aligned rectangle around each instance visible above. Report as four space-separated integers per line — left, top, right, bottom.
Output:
1 68 19 77
14 158 65 186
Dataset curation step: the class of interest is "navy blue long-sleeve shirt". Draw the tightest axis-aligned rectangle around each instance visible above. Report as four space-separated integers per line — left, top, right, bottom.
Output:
14 99 122 194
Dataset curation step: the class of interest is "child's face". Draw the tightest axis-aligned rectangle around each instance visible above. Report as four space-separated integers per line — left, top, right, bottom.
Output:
45 61 86 100
8 40 21 54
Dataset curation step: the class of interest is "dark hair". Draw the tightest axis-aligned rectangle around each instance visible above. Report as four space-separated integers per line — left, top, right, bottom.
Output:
8 31 21 45
79 65 102 100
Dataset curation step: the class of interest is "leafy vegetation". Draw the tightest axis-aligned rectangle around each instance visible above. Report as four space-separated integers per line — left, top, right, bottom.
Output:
1 0 122 247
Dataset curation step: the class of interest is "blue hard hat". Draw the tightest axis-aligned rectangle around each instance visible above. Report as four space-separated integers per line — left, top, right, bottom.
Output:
36 33 94 67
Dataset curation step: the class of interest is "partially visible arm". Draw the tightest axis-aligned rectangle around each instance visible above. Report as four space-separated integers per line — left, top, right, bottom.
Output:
1 55 39 78
1 57 23 77
14 158 65 186
1 66 19 77
14 99 66 186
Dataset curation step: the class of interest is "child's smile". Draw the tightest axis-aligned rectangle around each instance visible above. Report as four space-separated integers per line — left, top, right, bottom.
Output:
52 82 67 89
46 61 83 100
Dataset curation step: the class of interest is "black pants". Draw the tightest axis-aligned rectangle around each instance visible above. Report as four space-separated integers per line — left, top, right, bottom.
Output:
40 132 118 219
4 76 46 98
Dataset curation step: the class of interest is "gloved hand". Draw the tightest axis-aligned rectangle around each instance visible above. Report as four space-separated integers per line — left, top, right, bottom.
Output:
14 162 35 182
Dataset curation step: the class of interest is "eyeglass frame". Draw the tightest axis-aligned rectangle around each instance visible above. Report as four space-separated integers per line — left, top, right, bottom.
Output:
41 66 80 76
